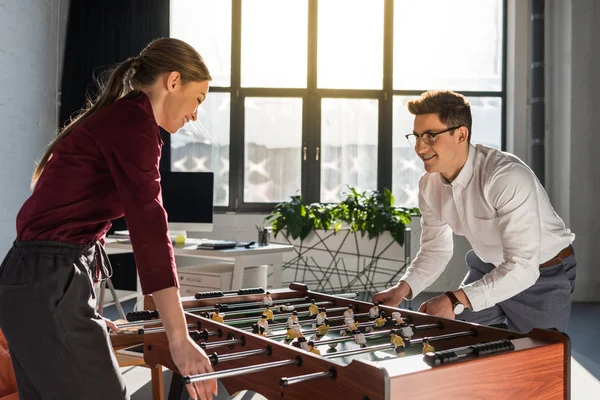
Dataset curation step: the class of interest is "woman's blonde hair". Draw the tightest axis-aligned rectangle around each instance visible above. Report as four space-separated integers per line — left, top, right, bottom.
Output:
31 37 211 187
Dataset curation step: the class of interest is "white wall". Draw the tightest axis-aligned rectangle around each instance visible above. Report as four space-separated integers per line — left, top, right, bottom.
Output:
0 0 69 257
545 0 600 302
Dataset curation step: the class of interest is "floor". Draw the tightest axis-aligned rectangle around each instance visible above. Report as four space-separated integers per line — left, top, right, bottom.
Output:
105 293 600 400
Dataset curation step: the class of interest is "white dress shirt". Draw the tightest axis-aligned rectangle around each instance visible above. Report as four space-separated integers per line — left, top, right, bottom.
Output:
400 144 575 312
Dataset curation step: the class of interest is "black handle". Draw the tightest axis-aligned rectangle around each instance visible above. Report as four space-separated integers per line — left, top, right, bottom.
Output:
189 329 210 342
126 309 159 322
195 287 265 299
423 339 515 367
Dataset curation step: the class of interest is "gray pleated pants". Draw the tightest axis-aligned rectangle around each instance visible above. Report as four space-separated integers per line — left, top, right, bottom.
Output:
0 240 128 400
459 248 577 333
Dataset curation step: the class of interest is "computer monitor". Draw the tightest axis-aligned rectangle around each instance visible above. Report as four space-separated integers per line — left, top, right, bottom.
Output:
161 171 214 232
109 171 214 234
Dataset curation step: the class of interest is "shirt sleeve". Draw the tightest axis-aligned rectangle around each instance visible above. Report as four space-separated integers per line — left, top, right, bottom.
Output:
99 109 178 294
400 175 454 299
461 164 541 311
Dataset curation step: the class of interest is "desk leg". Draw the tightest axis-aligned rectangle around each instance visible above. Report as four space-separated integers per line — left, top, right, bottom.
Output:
151 364 164 400
167 371 186 400
231 258 246 291
271 253 283 289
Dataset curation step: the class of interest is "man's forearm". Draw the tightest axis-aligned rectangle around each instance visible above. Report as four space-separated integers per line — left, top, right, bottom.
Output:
151 286 189 343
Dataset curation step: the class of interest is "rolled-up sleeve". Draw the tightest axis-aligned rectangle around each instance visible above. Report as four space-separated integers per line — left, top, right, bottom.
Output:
99 108 178 294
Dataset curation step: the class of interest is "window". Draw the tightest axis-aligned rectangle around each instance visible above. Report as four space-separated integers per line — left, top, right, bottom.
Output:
170 0 506 210
244 97 303 203
321 98 379 203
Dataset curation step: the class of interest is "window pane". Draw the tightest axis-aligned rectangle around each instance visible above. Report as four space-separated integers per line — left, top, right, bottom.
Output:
170 0 231 87
321 98 378 202
392 95 502 207
393 0 503 91
392 96 424 208
318 0 384 89
244 97 302 202
241 0 308 88
171 93 230 207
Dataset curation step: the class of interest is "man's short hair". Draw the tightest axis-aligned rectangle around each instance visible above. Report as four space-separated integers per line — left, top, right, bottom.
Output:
407 90 472 143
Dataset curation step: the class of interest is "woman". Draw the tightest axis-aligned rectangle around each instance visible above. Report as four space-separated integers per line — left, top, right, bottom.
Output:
0 38 217 400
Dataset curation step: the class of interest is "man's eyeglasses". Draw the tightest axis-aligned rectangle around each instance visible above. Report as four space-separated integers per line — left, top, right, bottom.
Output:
405 126 461 146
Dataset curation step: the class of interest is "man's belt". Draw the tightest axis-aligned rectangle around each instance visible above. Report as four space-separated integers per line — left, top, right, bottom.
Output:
540 245 573 268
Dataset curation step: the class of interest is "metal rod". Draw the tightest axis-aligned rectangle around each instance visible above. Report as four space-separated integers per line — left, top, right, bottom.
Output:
116 320 163 329
408 330 476 345
266 319 378 340
254 311 369 331
200 300 333 318
184 358 301 384
193 297 312 313
211 348 269 365
414 323 442 331
138 322 199 335
280 369 335 387
324 343 394 359
201 338 243 350
227 307 348 325
314 329 389 347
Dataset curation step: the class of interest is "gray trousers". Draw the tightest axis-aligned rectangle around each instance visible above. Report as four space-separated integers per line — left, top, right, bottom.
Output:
0 241 128 400
459 248 576 333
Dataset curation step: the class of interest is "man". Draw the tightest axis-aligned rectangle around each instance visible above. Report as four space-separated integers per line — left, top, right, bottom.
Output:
373 90 576 333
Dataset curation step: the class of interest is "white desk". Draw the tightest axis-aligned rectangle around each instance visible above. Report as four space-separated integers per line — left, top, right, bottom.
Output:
105 239 294 292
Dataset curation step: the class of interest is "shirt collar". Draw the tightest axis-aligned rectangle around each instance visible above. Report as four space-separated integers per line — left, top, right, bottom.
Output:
438 144 476 188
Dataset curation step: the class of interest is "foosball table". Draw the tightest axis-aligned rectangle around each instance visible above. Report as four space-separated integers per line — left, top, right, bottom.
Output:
110 283 570 400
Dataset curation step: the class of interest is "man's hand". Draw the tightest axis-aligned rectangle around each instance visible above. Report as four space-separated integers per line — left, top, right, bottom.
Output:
418 293 456 319
418 290 472 320
372 281 411 307
170 337 218 400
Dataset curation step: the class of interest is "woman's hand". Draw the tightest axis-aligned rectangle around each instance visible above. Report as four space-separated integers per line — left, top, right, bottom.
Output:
170 336 217 400
101 316 119 332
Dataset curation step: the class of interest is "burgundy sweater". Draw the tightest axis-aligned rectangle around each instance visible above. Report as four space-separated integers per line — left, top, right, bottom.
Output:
16 91 177 294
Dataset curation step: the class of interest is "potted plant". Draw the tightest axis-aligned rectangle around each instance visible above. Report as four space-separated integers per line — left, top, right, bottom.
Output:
264 187 418 247
264 187 420 294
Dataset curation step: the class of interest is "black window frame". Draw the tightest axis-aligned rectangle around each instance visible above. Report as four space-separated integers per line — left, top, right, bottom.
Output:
163 0 508 213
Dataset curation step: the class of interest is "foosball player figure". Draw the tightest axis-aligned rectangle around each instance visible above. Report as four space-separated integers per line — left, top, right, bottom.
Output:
308 299 319 316
211 307 224 323
263 291 273 306
316 308 327 326
287 310 299 329
257 314 270 336
352 329 367 348
280 303 295 312
263 304 274 322
343 304 355 324
397 322 415 339
314 318 330 340
422 339 435 354
308 340 321 356
342 316 360 336
391 311 404 325
390 331 406 357
374 311 388 328
369 302 380 320
284 323 303 344
293 336 310 352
